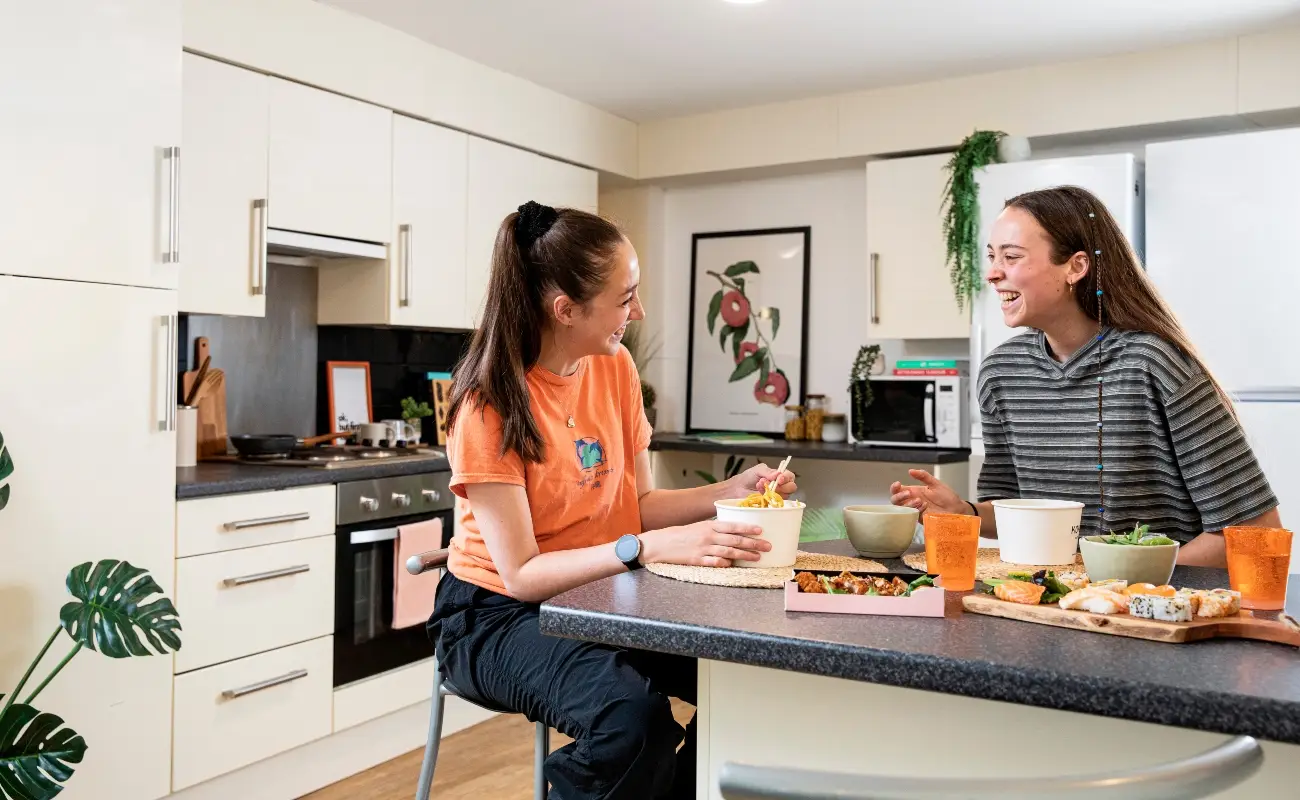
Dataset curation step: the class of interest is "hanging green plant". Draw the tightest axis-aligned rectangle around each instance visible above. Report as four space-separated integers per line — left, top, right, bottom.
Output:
941 129 1006 310
848 344 882 441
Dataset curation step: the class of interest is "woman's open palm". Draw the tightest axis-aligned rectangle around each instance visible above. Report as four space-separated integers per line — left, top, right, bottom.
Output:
889 469 965 519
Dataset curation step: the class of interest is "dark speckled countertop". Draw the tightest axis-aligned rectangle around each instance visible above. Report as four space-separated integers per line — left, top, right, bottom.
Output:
540 539 1300 744
176 453 451 499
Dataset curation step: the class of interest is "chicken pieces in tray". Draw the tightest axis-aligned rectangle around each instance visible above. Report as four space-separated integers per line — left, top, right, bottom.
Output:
794 570 913 596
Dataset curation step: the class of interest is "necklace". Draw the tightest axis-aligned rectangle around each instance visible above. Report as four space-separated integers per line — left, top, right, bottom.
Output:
560 361 584 429
1091 210 1106 535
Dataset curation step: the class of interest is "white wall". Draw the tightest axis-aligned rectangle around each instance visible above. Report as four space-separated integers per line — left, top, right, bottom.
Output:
642 167 967 433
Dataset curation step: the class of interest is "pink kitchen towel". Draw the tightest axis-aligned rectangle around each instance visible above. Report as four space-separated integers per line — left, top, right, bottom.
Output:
392 517 444 630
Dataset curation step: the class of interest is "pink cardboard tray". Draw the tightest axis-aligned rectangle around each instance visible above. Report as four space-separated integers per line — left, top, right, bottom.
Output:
784 570 946 617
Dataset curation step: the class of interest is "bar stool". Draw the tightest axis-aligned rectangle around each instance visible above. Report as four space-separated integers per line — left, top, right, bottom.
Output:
718 734 1263 799
406 548 550 800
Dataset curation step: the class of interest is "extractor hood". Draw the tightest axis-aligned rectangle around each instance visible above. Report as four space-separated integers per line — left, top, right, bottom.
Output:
266 228 388 266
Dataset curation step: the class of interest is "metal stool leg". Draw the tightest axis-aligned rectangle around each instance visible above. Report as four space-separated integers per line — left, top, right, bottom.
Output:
414 663 448 800
533 721 549 800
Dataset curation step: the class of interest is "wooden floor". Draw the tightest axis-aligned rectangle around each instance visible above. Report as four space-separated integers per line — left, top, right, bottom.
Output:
304 700 694 800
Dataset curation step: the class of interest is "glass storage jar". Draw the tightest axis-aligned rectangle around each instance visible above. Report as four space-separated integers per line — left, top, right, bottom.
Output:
804 394 827 440
821 413 847 443
783 405 805 440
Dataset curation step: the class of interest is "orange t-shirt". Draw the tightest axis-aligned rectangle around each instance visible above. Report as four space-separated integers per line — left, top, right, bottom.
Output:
445 345 653 596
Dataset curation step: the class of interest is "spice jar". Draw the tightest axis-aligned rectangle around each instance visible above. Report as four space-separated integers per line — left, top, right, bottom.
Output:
820 413 847 443
804 394 827 441
783 405 805 440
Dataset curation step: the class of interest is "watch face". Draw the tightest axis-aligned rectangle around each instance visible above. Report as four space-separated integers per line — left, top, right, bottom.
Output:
615 534 639 562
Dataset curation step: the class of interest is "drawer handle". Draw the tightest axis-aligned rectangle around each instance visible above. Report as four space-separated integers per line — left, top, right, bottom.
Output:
222 564 310 587
221 668 309 700
224 511 311 531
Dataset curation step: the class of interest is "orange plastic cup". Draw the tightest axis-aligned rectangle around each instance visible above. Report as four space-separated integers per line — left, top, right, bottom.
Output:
924 513 981 591
1224 526 1292 610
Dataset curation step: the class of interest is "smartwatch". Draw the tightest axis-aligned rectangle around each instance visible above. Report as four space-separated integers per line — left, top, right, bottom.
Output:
615 534 644 571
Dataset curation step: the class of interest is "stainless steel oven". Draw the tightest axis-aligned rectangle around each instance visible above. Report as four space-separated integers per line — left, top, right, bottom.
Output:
333 471 453 687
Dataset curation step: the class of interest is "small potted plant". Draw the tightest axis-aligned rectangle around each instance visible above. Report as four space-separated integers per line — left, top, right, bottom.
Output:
620 321 662 428
400 397 434 444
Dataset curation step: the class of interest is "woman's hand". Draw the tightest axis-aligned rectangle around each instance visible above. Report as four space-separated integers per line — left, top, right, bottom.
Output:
724 463 798 500
889 469 967 519
640 520 772 567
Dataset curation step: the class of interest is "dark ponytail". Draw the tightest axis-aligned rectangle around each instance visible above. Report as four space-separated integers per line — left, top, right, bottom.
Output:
447 202 626 464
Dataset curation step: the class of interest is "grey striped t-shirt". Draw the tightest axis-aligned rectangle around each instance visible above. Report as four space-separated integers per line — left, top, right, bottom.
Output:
976 328 1278 543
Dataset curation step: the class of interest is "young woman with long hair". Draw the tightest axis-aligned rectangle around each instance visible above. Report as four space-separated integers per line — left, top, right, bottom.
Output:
891 186 1281 568
428 201 794 799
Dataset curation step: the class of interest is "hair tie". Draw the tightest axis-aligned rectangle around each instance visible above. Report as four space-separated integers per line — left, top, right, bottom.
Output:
515 201 559 251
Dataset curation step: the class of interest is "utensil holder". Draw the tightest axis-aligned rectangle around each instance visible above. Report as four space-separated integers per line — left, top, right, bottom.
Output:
176 405 198 468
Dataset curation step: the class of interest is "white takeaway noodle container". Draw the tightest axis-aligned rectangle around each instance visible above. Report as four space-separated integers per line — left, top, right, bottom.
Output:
713 498 805 568
991 499 1084 565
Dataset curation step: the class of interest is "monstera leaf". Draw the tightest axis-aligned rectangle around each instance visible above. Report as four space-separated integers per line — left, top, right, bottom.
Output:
0 427 12 511
59 561 181 658
0 700 86 800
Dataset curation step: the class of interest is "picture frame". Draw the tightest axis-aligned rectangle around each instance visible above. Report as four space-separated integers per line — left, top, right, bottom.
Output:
326 361 373 433
685 226 811 435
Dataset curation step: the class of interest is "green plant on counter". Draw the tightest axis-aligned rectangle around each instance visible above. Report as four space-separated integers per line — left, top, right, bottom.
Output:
0 426 183 800
696 454 746 486
848 344 882 441
400 397 433 421
941 129 1006 310
621 321 662 415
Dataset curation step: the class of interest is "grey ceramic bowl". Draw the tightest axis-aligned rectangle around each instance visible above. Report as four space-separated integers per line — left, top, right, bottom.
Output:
1079 535 1179 586
843 505 920 558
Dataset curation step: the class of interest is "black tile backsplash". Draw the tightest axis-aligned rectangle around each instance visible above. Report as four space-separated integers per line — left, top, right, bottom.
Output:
316 326 470 433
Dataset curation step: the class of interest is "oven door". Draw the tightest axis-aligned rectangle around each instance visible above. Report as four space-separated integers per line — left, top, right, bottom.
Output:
333 508 451 687
854 378 939 446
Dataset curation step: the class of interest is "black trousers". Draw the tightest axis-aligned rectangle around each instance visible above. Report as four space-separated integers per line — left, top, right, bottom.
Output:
428 572 697 800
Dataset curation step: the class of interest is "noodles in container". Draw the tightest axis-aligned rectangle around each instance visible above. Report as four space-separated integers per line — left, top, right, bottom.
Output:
715 478 804 569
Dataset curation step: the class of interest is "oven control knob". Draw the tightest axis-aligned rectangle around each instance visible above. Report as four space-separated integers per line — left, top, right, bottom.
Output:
422 489 441 503
391 492 412 508
359 496 379 512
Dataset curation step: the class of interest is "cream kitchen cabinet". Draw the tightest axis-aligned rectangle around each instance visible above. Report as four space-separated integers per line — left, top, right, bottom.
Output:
0 0 181 289
317 116 469 328
864 155 971 339
268 78 393 244
0 276 177 800
180 54 270 317
465 137 600 328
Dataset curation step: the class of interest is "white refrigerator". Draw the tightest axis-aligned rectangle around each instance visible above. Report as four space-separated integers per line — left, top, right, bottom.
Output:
967 153 1144 498
1145 127 1300 570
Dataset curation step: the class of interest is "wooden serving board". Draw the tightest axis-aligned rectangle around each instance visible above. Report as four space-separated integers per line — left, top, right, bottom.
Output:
182 337 228 459
963 594 1300 647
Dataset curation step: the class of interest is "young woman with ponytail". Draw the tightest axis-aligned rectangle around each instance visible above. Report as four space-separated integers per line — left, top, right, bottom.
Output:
428 201 794 799
891 186 1281 569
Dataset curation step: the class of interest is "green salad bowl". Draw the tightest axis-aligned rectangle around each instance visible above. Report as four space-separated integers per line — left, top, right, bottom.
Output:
1079 535 1179 586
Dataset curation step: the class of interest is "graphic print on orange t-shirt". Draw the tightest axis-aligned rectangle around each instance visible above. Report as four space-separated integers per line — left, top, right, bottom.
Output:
445 346 652 595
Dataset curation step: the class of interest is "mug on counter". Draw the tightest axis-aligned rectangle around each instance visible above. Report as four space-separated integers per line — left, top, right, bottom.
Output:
357 420 418 446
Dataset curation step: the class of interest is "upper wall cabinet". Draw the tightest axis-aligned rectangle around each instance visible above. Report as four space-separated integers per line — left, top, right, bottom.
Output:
0 0 180 289
865 155 970 340
318 116 469 328
180 54 269 317
465 138 599 328
268 78 393 244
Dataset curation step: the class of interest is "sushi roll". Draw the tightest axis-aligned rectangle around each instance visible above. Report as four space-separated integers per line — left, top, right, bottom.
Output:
1150 596 1194 623
1058 571 1090 591
1092 578 1128 592
1129 594 1159 620
1209 588 1242 615
1175 588 1204 614
1196 593 1236 619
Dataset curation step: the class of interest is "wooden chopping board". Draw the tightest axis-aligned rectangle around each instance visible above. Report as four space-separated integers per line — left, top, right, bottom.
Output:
963 594 1300 647
430 378 452 446
182 337 228 459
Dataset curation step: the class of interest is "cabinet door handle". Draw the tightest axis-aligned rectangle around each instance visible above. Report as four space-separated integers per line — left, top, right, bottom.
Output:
869 252 880 325
222 564 310 587
223 511 311 531
399 223 412 308
221 668 308 700
164 146 181 264
159 316 176 432
252 199 268 296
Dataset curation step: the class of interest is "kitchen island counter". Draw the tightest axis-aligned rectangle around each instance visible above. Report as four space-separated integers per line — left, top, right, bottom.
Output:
177 453 450 499
541 539 1300 797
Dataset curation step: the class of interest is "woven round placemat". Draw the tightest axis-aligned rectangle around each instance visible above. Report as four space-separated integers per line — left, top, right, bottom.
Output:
902 548 1084 581
645 551 888 589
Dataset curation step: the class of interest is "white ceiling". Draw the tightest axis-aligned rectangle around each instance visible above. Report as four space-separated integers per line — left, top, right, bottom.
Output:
321 0 1300 122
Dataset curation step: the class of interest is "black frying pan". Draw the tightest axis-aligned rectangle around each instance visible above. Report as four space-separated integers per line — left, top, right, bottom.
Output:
230 432 352 457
